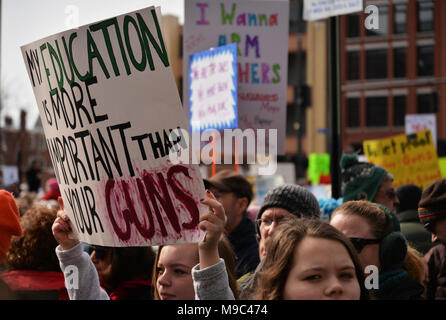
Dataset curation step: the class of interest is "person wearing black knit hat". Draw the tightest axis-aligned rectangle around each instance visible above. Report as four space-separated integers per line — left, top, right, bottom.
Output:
396 184 436 255
418 178 446 299
238 184 320 299
340 153 400 212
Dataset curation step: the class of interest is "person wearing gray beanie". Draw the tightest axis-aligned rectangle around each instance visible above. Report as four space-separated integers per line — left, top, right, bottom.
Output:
238 184 320 299
256 184 321 233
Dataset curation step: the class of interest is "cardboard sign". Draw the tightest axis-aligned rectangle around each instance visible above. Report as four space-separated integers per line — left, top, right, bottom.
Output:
303 0 363 21
405 114 437 149
189 43 238 132
21 7 207 247
308 153 330 185
363 130 441 189
184 0 290 154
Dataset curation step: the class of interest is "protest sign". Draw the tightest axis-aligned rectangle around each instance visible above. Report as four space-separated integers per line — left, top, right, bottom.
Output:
308 153 330 185
189 43 238 132
363 130 441 189
1 166 19 186
21 7 207 247
184 0 289 155
303 0 363 21
439 157 446 178
405 114 437 149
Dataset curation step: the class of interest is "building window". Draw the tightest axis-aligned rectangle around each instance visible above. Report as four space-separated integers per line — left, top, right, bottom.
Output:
366 4 388 37
417 45 434 77
393 47 407 78
393 4 407 34
393 95 406 127
347 13 360 38
366 96 388 127
347 97 360 128
417 92 438 114
417 0 434 32
366 49 387 79
347 51 360 81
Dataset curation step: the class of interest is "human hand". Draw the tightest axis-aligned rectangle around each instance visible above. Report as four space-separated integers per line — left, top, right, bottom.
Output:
52 196 79 251
198 190 227 269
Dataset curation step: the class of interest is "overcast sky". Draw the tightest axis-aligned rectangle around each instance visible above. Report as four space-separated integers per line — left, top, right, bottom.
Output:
1 0 184 129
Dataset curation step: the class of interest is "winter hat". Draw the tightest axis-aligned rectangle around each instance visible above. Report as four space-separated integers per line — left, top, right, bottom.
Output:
256 184 320 236
41 178 61 201
0 190 22 261
418 179 446 226
395 184 422 213
340 153 388 202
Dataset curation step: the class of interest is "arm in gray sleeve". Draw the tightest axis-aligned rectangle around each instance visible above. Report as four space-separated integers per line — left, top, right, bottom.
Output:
56 243 110 300
192 258 235 300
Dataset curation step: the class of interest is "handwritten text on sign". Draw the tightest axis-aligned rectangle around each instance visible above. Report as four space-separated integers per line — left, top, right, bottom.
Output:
184 0 289 154
21 7 206 247
363 130 441 189
190 43 238 132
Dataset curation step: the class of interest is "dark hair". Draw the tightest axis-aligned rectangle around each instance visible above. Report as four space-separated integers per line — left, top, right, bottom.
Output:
255 217 369 300
6 205 59 271
396 184 422 213
152 235 239 300
105 246 156 291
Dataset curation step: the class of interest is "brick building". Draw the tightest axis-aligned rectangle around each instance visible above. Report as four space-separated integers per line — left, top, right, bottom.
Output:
340 0 446 156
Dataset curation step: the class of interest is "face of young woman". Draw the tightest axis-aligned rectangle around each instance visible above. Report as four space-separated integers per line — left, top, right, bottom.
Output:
282 237 361 300
156 244 198 300
330 213 381 271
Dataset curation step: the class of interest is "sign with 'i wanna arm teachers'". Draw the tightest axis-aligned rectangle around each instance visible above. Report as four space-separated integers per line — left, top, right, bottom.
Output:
184 0 290 155
21 6 207 247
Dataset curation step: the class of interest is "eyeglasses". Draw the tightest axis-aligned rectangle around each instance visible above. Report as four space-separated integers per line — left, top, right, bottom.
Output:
349 237 381 254
256 217 285 230
84 245 111 260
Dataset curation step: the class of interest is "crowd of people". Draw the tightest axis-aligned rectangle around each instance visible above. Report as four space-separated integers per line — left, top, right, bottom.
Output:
0 154 445 300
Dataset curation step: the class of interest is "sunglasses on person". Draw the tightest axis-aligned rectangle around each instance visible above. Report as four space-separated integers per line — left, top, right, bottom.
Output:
84 245 111 260
349 237 381 254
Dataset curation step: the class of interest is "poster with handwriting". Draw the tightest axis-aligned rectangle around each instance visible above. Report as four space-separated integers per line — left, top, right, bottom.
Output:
21 7 207 247
184 0 289 155
189 43 238 132
363 130 441 189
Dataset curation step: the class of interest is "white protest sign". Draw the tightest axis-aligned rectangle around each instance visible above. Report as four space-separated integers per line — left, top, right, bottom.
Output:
2 166 19 186
405 114 437 149
184 0 289 155
189 43 238 132
303 0 363 21
21 7 207 247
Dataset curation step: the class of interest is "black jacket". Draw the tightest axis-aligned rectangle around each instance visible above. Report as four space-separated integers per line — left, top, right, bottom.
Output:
373 269 425 300
228 216 260 278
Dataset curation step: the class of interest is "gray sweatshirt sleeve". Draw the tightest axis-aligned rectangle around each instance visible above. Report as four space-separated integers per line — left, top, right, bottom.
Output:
192 258 235 300
55 243 110 300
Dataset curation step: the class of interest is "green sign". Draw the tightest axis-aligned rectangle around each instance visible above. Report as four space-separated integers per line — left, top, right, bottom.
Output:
308 153 330 185
439 157 446 178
